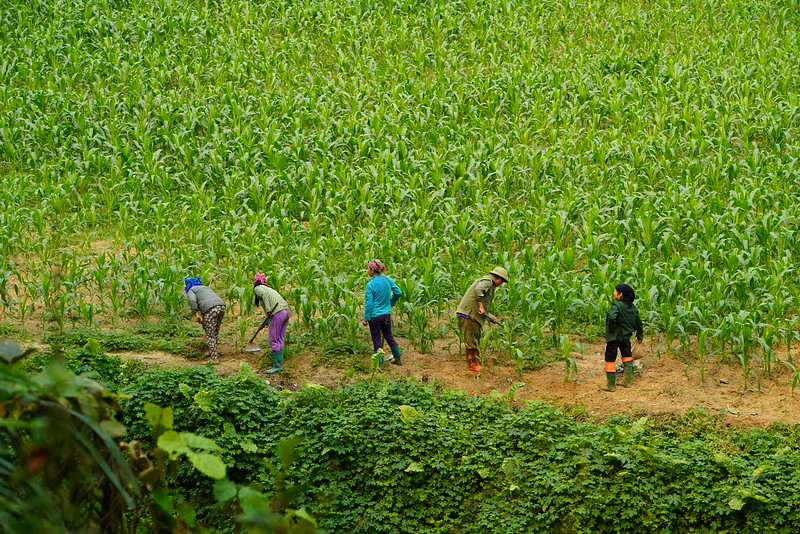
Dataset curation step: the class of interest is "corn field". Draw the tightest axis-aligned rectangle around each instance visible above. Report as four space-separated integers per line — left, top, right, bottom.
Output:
1 0 800 382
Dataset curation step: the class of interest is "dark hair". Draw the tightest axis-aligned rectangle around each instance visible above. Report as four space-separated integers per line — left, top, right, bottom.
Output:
615 283 636 303
253 286 264 308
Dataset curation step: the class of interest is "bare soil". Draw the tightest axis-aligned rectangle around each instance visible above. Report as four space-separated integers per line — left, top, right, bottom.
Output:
111 333 800 427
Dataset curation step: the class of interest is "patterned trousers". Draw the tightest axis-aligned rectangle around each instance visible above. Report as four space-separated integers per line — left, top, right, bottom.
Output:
202 305 226 360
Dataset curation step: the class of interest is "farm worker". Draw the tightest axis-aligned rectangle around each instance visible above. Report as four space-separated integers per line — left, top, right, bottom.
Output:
253 272 291 374
601 283 644 392
184 277 226 362
456 267 509 373
361 259 403 365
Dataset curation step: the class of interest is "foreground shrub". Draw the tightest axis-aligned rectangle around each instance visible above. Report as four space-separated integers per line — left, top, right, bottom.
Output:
121 369 800 533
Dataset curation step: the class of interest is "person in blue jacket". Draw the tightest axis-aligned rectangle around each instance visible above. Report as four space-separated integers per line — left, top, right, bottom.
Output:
362 259 403 365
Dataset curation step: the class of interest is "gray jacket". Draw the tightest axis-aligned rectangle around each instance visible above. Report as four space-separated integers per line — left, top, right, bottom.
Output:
186 286 225 314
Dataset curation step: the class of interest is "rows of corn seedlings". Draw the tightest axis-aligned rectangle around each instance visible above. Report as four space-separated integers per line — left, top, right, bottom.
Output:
2 0 800 384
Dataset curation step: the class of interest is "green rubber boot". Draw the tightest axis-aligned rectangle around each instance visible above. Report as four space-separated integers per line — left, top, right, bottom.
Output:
600 372 616 392
390 345 402 365
265 349 284 374
622 363 633 388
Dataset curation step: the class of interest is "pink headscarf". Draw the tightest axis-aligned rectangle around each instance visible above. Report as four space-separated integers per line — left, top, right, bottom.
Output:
368 259 387 273
253 272 268 286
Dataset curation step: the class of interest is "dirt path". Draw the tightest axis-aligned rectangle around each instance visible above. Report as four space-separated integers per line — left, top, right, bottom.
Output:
112 335 800 426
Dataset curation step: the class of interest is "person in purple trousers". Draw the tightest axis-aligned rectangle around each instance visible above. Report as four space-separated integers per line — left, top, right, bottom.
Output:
253 273 291 374
361 260 403 365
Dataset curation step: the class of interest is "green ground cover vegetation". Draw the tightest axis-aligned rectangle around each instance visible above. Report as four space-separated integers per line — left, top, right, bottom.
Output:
6 347 800 533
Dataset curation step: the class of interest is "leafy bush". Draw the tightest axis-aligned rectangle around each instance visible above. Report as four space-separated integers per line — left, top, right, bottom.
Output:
3 340 319 534
22 340 147 391
119 369 800 533
0 341 139 533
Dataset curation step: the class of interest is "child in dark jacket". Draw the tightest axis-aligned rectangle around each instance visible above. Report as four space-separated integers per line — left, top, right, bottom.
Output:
601 283 643 392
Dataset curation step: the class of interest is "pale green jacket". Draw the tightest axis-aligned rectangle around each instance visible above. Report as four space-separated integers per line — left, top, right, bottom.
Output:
254 285 289 314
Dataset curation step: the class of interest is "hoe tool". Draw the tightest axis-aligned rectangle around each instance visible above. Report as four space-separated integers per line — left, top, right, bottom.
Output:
244 303 278 352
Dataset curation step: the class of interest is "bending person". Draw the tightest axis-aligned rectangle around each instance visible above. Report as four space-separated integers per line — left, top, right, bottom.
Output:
455 267 509 372
253 272 291 374
184 277 226 362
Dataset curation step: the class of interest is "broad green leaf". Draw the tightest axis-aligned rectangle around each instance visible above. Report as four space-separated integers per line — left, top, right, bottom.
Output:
188 452 226 479
161 407 174 430
740 491 770 503
0 340 27 364
729 497 745 510
183 432 221 452
399 404 421 423
214 479 238 503
151 489 175 515
157 430 187 459
145 404 174 431
178 383 193 400
194 390 214 412
405 461 424 473
276 435 303 465
240 439 258 453
100 419 128 438
83 339 102 355
292 508 317 526
751 464 770 479
177 503 196 527
238 486 270 515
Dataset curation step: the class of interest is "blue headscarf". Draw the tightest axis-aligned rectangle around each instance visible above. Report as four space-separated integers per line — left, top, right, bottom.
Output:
184 277 203 292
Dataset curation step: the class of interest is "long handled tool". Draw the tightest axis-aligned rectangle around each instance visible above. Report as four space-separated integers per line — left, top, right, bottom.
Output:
244 303 278 352
486 313 503 327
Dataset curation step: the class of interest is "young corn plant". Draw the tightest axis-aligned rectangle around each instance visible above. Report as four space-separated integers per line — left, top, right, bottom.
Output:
559 335 578 382
402 302 434 354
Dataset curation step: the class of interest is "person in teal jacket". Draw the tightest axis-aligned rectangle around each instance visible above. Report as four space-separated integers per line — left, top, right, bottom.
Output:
602 283 644 391
361 259 403 365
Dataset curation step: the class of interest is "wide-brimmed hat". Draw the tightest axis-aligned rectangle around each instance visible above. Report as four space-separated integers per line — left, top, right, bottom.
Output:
489 267 509 283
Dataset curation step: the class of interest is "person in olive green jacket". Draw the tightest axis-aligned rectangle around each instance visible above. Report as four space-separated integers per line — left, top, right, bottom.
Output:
456 267 509 372
601 283 644 392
